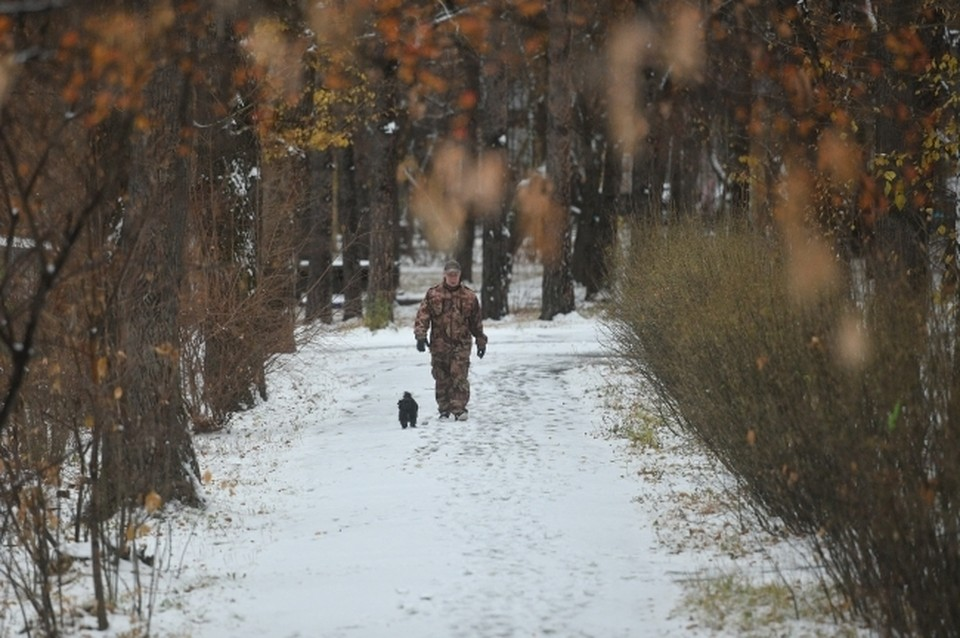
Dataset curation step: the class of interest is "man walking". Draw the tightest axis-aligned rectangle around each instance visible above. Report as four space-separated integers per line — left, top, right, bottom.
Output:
414 260 488 421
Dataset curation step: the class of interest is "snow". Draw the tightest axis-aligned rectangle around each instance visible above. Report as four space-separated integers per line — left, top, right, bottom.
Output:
33 262 870 637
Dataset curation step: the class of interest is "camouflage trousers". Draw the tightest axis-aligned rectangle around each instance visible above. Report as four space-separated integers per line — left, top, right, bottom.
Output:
430 347 471 414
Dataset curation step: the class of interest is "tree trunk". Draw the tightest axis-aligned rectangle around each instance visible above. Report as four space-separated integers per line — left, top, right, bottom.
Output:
339 145 365 321
454 217 476 283
541 0 576 320
260 154 299 352
453 46 482 284
479 18 513 320
356 62 400 326
195 9 266 418
571 136 617 300
711 8 752 218
103 55 199 513
302 149 334 323
297 54 335 325
672 124 700 217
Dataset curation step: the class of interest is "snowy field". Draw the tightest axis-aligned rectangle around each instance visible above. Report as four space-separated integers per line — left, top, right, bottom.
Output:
33 260 870 637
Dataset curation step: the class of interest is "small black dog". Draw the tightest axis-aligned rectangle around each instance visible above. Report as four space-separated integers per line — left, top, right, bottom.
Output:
398 391 419 429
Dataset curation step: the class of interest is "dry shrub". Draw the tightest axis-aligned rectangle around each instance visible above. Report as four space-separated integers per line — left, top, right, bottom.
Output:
180 191 298 431
609 219 960 637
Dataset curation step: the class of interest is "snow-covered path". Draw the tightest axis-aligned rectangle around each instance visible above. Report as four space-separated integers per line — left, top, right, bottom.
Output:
149 311 713 637
130 291 873 638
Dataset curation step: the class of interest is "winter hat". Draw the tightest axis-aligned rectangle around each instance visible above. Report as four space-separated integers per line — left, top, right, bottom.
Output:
443 259 461 273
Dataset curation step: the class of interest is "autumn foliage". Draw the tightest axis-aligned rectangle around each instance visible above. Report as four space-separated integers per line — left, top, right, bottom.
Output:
0 0 957 635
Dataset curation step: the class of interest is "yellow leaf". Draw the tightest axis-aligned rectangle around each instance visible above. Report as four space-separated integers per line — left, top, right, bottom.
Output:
84 414 95 429
883 170 897 181
154 342 176 357
895 191 907 210
94 356 108 383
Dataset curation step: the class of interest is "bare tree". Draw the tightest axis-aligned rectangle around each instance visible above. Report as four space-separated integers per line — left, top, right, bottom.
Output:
541 0 576 320
190 5 267 424
356 60 401 327
479 14 515 320
571 92 618 300
339 145 366 321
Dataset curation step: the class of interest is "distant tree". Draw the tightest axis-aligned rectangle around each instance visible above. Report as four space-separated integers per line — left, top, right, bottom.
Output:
569 3 631 299
479 14 515 320
302 146 335 323
190 5 267 423
356 58 401 327
339 144 366 321
541 0 576 319
293 46 373 325
296 55 334 325
702 0 752 218
571 93 618 300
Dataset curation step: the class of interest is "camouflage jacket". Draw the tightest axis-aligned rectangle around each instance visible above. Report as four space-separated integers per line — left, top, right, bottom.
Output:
414 282 488 352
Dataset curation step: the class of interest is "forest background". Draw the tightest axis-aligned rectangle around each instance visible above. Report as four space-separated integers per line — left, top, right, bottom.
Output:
0 0 959 636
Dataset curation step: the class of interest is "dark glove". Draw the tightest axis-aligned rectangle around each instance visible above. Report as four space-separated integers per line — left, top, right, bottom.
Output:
417 338 428 352
477 345 486 359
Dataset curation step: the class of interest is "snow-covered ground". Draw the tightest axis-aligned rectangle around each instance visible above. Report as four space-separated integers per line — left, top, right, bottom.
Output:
33 260 870 637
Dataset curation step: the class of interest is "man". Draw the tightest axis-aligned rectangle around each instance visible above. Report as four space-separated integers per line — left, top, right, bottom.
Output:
414 260 488 421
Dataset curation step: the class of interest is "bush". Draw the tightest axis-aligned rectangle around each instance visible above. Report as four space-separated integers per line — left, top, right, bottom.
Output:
608 220 960 637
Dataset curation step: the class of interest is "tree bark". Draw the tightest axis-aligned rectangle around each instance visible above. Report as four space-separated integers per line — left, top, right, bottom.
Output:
571 129 617 299
541 0 576 320
195 9 266 418
297 54 335 325
339 145 365 321
454 218 476 284
479 17 514 320
102 28 199 513
260 154 299 352
453 47 482 284
356 62 400 325
301 148 334 323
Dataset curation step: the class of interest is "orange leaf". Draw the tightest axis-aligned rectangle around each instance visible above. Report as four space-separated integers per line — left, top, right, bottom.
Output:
376 15 400 42
516 0 545 18
144 490 163 514
94 356 108 383
417 69 447 93
60 30 80 49
457 89 478 110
